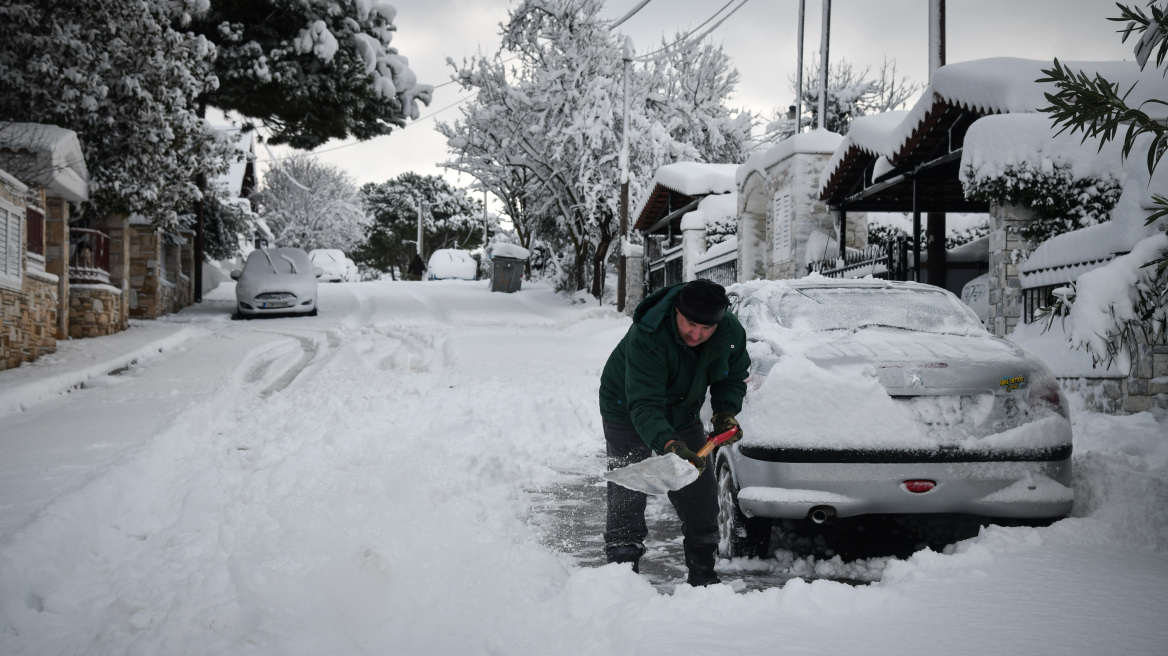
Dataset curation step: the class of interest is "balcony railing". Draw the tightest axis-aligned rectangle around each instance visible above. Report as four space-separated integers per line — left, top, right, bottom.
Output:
69 228 111 285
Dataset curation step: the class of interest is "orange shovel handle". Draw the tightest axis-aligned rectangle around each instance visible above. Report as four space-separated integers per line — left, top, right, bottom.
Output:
696 427 740 458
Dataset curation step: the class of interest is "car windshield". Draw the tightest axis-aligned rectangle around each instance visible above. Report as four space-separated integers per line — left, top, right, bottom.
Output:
759 286 984 335
244 250 302 276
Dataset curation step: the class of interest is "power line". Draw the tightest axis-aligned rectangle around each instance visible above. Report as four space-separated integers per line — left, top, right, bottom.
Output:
634 0 740 61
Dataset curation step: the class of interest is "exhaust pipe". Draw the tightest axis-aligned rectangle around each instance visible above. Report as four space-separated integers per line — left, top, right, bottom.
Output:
809 506 836 524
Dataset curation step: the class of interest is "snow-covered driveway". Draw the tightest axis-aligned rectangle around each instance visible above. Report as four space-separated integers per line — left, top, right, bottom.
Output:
1 280 1165 655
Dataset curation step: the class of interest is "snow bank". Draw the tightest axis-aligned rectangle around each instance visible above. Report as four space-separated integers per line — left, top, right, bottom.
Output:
0 322 199 417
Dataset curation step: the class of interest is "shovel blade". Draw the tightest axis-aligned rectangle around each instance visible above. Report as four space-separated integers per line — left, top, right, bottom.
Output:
601 453 700 495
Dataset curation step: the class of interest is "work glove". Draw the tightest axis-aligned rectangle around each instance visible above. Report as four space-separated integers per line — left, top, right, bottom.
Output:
664 440 705 474
712 412 742 445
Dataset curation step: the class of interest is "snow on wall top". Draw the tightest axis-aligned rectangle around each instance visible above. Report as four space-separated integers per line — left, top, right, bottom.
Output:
736 129 843 185
654 162 738 196
818 58 1168 197
679 192 737 231
0 122 89 202
960 113 1126 183
632 162 738 222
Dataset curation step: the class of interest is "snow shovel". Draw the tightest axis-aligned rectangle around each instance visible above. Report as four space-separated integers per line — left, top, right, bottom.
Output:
602 427 741 496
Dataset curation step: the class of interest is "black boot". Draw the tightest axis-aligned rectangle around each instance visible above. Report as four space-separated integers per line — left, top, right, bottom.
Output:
684 542 720 586
606 543 645 574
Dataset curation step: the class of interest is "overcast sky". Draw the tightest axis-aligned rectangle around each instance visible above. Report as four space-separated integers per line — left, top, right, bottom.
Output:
255 0 1135 195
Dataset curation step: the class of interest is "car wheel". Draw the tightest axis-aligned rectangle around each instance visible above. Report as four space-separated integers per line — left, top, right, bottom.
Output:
308 307 318 317
716 459 772 559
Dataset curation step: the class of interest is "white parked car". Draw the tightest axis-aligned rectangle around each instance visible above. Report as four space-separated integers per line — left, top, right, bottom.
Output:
427 249 477 280
232 248 321 318
308 248 350 283
717 277 1073 558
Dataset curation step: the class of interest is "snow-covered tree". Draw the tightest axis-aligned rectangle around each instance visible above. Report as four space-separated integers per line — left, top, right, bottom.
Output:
439 0 753 298
0 0 237 230
356 173 485 278
253 155 367 251
765 57 921 139
1039 1 1168 367
187 0 433 149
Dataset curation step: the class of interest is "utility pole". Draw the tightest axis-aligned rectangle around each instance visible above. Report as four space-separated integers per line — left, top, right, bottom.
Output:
482 187 489 246
817 0 831 130
926 0 947 289
416 197 424 257
794 0 806 134
617 36 633 313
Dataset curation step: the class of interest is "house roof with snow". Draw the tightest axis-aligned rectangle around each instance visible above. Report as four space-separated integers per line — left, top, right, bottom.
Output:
817 58 1167 213
212 126 256 199
0 122 89 202
632 162 737 234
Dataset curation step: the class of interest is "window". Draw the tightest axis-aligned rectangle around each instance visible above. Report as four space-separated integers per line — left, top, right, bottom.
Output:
1023 285 1062 324
772 191 793 263
0 197 23 291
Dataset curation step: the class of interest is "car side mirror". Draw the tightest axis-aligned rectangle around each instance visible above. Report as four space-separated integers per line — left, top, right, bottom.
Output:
314 267 323 278
230 270 241 280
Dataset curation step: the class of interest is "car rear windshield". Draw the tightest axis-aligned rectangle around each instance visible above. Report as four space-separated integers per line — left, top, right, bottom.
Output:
764 287 983 334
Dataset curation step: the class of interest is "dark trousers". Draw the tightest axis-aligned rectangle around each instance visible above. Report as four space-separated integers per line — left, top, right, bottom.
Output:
603 419 719 585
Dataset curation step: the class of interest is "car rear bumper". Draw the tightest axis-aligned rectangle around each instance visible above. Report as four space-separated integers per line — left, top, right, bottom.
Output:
729 449 1074 520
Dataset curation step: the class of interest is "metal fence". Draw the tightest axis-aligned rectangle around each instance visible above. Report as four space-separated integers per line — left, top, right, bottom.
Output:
693 257 737 288
69 228 111 285
808 237 910 281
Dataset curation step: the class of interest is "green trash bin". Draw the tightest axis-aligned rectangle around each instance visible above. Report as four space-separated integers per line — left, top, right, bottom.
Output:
490 256 525 293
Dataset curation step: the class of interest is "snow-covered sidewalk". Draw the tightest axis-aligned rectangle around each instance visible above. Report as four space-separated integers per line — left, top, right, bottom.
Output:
0 280 1166 655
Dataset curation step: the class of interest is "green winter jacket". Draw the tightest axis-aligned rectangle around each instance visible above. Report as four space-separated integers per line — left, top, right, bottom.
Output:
599 283 750 453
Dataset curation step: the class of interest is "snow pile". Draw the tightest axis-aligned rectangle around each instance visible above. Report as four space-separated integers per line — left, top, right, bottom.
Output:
1007 319 1125 379
679 192 736 232
742 352 925 448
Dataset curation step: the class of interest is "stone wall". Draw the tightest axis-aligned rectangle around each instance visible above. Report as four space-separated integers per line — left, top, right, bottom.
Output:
987 202 1033 338
68 285 124 339
1058 344 1168 415
103 213 131 330
0 270 58 372
128 225 162 319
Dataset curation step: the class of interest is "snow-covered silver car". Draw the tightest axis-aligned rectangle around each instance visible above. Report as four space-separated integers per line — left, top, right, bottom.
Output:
717 278 1073 558
308 248 350 283
231 248 321 318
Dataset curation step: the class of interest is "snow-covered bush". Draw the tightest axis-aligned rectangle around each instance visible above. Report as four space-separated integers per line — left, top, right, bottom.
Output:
964 163 1122 243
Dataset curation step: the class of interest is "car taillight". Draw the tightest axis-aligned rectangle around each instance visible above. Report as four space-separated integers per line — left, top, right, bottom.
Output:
903 480 936 493
1028 379 1070 419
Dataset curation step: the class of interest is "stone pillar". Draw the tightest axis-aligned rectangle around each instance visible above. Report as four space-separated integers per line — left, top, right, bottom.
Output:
43 197 70 339
103 213 131 329
987 203 1033 337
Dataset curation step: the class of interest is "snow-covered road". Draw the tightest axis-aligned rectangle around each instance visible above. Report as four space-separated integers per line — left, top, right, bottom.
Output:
1 280 1165 655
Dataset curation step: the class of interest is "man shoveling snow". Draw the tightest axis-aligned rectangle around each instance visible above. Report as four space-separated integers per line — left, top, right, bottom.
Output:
598 279 750 586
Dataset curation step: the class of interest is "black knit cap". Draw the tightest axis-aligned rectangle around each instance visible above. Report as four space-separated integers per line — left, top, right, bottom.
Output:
675 279 729 326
